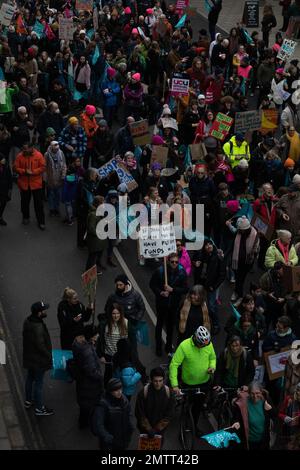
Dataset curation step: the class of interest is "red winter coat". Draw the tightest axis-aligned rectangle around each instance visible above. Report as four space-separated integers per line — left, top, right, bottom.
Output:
253 195 277 227
14 149 45 191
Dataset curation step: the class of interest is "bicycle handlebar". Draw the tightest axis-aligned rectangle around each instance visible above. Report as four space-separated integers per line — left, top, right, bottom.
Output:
179 388 206 396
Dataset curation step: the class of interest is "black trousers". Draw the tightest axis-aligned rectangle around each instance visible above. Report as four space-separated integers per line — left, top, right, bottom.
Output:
155 305 175 353
0 198 7 218
258 236 269 269
20 189 45 224
181 381 210 429
234 264 252 298
86 251 103 271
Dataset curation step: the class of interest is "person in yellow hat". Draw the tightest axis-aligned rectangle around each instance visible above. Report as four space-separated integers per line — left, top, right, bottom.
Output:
58 117 87 164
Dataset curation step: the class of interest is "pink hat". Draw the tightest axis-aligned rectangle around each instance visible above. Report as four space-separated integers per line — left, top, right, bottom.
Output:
107 67 117 78
124 7 131 14
152 135 164 145
85 105 96 116
276 68 284 75
226 200 239 213
132 72 141 82
146 8 153 15
131 28 139 35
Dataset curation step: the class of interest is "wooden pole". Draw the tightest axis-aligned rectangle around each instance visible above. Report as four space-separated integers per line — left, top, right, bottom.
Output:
164 256 168 286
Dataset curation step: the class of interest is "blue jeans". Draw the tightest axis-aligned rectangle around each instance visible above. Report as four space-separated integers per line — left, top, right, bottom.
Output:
48 186 61 211
207 290 219 327
25 369 45 409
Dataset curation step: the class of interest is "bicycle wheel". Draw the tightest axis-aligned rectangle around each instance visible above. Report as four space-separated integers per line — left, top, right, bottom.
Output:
179 404 195 450
217 401 233 430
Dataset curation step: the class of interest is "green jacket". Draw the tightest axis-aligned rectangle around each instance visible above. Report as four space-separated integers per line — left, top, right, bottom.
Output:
265 239 298 269
0 86 18 114
169 338 216 387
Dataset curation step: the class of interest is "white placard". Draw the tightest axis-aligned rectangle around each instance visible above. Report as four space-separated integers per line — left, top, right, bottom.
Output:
139 224 176 258
0 3 15 27
277 39 297 62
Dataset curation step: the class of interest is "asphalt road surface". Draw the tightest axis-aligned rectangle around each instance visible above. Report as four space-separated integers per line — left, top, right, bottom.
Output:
0 12 250 451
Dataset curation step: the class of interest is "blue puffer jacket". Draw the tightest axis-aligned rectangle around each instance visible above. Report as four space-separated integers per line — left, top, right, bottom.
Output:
114 365 141 396
101 78 120 107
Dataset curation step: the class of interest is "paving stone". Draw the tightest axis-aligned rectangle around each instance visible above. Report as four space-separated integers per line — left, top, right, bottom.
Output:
7 426 25 449
0 438 11 450
0 366 9 393
0 410 8 438
2 403 19 427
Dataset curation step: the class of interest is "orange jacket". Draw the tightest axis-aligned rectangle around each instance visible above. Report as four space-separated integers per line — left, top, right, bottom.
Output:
14 149 46 191
80 113 98 148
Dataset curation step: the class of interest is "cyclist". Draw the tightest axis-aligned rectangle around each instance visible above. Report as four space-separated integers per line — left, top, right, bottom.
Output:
214 336 255 391
169 326 216 436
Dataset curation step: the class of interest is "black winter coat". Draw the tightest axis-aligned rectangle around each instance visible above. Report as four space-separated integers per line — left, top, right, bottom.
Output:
105 285 145 323
57 300 93 350
72 338 103 409
91 392 134 450
0 160 13 198
193 248 226 291
150 264 188 312
23 315 52 370
214 348 255 388
37 110 64 141
286 299 300 339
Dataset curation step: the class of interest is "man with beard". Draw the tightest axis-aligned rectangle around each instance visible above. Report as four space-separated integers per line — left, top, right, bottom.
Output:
23 301 53 416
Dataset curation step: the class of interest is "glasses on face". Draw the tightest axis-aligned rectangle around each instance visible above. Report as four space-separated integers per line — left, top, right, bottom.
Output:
170 260 179 265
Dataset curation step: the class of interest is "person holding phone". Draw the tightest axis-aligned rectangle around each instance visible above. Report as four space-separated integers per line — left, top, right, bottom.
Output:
57 287 93 350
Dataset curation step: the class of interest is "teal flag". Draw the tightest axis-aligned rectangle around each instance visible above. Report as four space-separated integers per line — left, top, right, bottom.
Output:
33 20 45 38
230 303 241 320
201 429 241 448
92 44 100 65
175 14 187 29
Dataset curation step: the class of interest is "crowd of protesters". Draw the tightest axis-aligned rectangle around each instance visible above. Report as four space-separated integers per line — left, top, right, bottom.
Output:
0 0 297 451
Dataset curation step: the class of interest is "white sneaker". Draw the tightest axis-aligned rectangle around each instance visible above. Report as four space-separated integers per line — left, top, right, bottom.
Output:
231 291 238 302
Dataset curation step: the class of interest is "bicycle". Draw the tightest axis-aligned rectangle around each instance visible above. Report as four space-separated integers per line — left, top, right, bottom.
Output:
212 387 238 430
177 388 206 450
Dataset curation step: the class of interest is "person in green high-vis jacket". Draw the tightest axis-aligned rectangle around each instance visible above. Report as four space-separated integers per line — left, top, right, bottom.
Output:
169 326 216 436
0 82 18 117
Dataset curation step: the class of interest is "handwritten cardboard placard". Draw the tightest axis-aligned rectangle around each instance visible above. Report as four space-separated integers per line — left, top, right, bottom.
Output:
234 110 262 134
260 109 278 135
151 145 169 167
98 158 138 193
189 143 207 161
139 224 176 259
130 119 151 146
75 0 93 11
0 3 15 26
59 17 74 40
138 434 162 450
209 113 233 141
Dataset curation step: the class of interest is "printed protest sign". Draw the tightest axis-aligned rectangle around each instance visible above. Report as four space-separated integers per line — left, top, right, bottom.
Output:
98 158 138 193
138 434 162 450
277 39 297 62
264 348 292 380
176 0 188 9
171 73 190 96
81 265 97 302
139 224 176 259
209 113 233 141
234 110 262 134
243 1 259 28
59 17 74 40
0 3 15 26
251 213 274 241
150 145 169 167
75 0 93 11
129 119 151 146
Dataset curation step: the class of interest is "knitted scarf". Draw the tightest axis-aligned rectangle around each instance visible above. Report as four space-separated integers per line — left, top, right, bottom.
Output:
232 227 258 270
225 347 244 379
